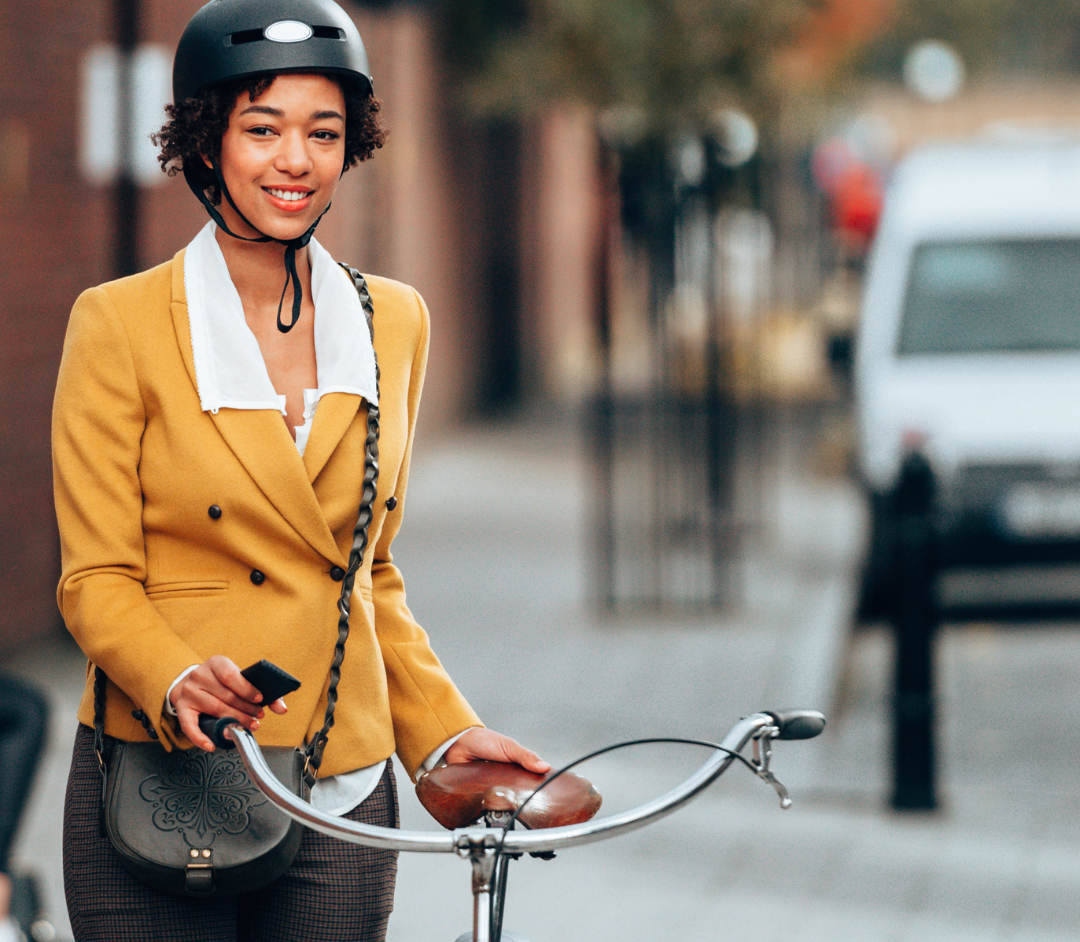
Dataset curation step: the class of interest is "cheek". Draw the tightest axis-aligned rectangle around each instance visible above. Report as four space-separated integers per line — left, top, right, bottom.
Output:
317 148 346 185
217 140 265 196
216 136 244 180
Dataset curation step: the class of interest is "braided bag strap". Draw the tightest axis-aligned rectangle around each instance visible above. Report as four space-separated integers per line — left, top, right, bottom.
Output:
92 665 108 775
303 265 381 786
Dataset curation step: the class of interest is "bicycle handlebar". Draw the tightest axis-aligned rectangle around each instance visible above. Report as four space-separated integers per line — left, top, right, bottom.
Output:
199 713 239 748
765 709 827 740
222 709 822 856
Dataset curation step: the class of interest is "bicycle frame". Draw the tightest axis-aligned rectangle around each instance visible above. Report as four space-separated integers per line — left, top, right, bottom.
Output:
224 711 791 942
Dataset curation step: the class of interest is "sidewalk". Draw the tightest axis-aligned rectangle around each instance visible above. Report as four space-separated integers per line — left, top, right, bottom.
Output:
7 416 1080 941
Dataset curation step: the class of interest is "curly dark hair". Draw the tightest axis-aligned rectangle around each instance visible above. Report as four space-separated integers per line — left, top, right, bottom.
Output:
154 73 387 204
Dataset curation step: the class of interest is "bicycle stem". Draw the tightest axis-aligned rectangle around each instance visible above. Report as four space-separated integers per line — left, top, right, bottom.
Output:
457 833 499 942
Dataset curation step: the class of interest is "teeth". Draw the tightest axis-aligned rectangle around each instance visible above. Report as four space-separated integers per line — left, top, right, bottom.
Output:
267 188 308 201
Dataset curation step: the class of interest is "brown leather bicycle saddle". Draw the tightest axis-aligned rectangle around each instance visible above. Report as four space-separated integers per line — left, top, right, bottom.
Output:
416 761 602 830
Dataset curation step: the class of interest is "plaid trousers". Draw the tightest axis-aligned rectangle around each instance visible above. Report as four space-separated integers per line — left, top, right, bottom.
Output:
63 725 399 942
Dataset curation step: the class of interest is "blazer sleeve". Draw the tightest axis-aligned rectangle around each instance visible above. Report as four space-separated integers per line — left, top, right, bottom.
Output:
368 287 483 776
53 285 205 746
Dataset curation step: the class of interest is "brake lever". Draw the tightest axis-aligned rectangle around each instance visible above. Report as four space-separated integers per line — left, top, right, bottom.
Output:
751 726 792 809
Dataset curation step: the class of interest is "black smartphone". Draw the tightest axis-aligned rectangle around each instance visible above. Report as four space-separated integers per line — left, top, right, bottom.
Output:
240 659 301 705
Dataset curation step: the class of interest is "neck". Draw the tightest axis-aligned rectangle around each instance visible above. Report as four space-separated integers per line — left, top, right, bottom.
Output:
214 225 312 325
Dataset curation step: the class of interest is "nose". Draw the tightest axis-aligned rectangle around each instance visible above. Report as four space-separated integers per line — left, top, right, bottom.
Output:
274 129 314 176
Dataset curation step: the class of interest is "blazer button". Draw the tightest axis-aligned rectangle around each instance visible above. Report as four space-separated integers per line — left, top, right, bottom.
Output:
250 569 266 586
385 496 398 511
329 566 345 582
208 505 222 519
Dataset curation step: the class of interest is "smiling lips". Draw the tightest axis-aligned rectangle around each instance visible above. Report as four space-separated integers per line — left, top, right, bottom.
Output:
264 186 312 207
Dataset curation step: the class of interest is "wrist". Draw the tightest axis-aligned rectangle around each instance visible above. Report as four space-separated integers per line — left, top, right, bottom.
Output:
164 665 199 717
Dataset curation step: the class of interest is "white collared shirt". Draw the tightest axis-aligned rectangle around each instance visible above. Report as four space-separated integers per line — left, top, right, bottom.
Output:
184 220 378 415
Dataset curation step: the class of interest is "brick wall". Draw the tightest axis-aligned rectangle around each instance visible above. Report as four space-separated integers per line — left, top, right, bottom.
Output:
0 0 111 653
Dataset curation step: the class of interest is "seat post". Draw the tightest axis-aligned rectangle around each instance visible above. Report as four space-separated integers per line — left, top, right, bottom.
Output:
455 831 499 942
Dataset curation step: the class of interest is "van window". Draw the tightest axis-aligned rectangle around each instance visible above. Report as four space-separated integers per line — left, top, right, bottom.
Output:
898 238 1080 355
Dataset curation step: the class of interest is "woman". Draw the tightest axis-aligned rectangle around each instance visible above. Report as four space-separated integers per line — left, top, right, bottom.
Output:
52 1 546 939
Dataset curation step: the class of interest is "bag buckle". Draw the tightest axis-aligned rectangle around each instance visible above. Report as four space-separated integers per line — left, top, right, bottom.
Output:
302 746 322 790
185 848 215 894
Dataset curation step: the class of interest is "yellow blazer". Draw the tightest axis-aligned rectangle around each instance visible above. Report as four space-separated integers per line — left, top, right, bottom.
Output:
52 249 482 779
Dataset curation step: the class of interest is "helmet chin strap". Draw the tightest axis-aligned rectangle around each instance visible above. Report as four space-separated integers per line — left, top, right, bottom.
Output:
184 160 331 333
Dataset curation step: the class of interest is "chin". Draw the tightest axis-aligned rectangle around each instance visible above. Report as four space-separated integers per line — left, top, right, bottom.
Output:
247 217 320 243
269 223 317 242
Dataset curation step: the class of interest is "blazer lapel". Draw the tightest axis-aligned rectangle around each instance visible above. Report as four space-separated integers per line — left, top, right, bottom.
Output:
169 250 346 565
302 391 363 484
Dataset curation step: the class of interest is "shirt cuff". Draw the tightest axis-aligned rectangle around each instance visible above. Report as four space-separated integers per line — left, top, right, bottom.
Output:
163 665 200 717
419 728 478 774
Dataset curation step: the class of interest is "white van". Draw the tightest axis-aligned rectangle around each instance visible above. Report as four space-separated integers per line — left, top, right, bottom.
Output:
855 139 1080 611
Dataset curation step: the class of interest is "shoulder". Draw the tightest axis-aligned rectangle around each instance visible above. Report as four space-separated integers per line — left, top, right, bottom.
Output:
62 258 181 385
358 273 430 354
78 257 175 312
70 258 176 334
362 274 428 321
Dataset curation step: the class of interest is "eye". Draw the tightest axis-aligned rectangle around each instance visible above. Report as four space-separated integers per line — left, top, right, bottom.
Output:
312 129 341 142
246 125 276 137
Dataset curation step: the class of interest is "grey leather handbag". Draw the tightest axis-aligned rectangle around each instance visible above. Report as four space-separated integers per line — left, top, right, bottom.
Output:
93 266 381 896
97 725 309 895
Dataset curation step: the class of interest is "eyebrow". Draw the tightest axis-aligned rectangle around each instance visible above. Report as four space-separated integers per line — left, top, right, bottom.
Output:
238 104 345 122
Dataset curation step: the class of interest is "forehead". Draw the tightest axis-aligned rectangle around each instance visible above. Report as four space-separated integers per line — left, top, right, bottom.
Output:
232 73 346 116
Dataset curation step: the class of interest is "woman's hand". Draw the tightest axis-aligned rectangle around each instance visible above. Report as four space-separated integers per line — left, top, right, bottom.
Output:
170 655 289 751
443 728 551 775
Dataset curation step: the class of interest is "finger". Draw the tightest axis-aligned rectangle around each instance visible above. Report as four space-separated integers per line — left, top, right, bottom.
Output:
180 680 264 719
177 707 217 752
267 698 288 715
177 687 262 729
207 656 264 704
499 739 551 774
177 705 257 750
512 749 551 774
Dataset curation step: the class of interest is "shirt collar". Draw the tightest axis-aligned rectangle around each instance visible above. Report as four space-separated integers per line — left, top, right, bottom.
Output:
183 221 378 414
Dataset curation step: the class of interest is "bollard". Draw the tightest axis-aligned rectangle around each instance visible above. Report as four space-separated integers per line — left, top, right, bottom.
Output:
890 449 938 811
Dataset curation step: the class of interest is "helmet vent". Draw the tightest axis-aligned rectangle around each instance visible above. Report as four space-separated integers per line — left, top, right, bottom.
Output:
312 26 346 40
229 28 266 45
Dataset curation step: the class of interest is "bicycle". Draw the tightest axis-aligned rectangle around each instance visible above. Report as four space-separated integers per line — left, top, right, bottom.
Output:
202 708 825 942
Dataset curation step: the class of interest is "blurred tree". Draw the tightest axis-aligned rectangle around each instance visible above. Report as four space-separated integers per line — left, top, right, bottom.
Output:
439 0 1080 124
777 0 893 91
438 0 819 135
862 0 1080 79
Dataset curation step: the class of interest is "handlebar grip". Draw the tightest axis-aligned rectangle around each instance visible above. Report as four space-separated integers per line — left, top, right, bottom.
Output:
765 709 826 740
198 713 239 749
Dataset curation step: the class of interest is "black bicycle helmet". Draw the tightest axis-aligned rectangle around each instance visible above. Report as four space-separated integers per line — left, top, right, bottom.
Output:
173 0 372 105
173 0 374 332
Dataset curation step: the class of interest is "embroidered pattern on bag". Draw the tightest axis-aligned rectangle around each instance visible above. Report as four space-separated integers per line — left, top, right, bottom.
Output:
139 750 268 848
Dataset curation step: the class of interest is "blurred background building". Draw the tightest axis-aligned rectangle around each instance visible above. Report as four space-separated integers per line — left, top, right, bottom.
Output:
6 0 1080 639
